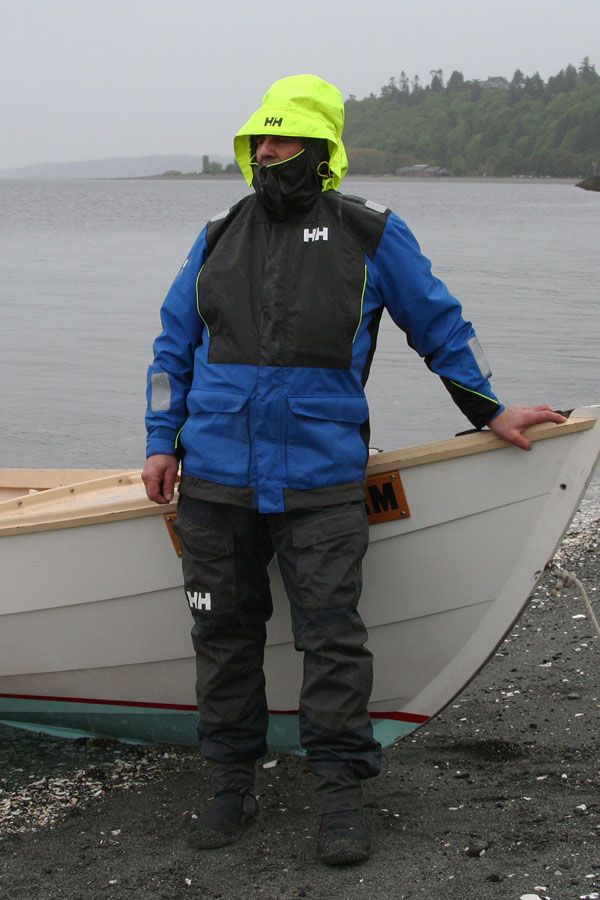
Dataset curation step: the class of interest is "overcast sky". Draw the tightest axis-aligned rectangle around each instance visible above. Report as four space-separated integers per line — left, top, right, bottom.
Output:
2 0 599 169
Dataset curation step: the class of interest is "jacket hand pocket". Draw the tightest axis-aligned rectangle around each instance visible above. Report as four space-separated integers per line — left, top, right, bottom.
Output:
182 389 251 484
286 395 369 489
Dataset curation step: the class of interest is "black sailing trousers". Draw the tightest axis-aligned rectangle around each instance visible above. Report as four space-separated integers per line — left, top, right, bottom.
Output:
175 494 382 806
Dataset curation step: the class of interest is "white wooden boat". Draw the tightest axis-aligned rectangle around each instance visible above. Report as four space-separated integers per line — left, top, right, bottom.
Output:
1 406 598 751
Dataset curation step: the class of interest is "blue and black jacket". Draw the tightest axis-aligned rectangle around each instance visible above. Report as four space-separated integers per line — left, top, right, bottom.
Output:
146 190 503 514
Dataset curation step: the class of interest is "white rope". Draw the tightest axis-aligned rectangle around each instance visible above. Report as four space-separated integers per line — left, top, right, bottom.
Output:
550 564 600 639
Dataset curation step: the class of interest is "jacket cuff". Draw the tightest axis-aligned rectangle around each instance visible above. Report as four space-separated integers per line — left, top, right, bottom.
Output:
441 377 504 429
146 427 180 458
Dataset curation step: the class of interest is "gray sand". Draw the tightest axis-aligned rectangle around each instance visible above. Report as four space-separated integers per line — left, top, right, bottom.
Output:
1 520 599 900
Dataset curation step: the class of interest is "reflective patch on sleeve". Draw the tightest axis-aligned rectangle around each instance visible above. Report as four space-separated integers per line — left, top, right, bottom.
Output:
177 257 189 276
150 372 172 411
365 199 387 214
468 336 492 380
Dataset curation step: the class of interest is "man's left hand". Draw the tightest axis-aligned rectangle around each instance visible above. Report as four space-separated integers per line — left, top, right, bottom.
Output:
488 405 567 450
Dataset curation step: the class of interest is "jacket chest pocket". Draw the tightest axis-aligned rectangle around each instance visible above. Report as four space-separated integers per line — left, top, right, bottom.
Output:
280 233 366 370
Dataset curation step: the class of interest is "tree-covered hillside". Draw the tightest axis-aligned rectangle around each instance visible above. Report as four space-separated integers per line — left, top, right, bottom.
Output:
344 59 600 177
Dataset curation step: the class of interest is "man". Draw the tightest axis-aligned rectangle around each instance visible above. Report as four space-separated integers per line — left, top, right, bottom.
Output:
143 74 564 864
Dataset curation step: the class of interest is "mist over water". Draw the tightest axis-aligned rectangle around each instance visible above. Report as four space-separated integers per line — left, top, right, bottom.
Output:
0 177 598 491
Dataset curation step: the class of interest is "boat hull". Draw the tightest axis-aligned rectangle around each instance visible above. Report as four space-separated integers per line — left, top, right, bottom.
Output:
1 408 599 749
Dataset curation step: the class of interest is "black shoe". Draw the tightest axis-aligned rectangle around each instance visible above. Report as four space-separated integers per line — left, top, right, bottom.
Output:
188 791 259 849
316 809 371 865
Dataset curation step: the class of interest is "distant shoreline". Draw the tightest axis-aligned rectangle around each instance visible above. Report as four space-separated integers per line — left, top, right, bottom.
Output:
0 174 580 186
120 173 579 185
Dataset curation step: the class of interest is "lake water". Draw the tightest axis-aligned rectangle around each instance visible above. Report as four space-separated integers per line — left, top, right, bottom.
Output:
0 176 598 496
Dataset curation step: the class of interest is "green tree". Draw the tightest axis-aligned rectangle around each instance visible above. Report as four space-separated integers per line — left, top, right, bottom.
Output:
399 71 410 98
446 70 466 93
564 64 578 90
202 155 224 174
524 71 545 99
508 69 525 106
469 81 482 102
579 56 599 84
429 69 444 92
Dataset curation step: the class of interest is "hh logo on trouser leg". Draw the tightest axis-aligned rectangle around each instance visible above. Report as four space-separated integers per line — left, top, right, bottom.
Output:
186 590 212 611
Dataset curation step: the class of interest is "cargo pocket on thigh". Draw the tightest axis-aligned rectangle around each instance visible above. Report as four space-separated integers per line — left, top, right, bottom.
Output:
292 504 369 611
174 512 237 617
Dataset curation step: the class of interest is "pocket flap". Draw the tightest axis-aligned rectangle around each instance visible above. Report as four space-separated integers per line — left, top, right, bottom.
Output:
292 507 367 549
188 390 249 414
175 514 235 560
287 395 368 424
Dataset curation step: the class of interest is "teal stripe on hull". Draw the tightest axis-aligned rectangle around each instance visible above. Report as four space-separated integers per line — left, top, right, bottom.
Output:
0 698 418 749
0 699 199 746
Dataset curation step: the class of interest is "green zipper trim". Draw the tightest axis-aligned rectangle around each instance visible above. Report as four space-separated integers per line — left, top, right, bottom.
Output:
174 426 183 451
195 265 210 333
264 148 305 168
352 266 368 343
449 381 500 406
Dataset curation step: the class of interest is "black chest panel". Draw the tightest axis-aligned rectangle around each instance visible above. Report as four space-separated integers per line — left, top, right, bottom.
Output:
198 192 388 370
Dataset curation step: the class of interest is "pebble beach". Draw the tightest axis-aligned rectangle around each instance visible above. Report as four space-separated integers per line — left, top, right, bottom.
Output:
1 499 599 900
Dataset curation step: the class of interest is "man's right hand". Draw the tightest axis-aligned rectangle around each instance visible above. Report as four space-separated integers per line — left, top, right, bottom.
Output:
142 454 179 504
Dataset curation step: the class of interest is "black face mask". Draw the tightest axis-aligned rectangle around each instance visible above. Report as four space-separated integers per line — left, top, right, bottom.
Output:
251 140 329 219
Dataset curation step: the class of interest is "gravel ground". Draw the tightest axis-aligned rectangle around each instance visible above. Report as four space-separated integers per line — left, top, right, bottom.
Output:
1 514 599 900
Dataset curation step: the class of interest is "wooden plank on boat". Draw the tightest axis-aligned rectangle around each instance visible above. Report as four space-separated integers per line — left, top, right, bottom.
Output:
0 468 123 502
0 417 595 537
365 417 595 475
0 468 122 490
0 472 161 536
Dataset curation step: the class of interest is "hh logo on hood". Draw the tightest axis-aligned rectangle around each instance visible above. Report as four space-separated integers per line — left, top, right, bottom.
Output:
304 227 328 243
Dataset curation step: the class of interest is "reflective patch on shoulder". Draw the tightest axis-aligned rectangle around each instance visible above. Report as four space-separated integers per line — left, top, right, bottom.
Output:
150 372 172 411
177 257 189 276
468 336 492 380
209 207 230 222
365 199 387 214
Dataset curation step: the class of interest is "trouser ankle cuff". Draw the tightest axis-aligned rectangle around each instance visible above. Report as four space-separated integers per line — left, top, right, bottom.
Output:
312 761 365 813
210 760 256 796
317 783 364 814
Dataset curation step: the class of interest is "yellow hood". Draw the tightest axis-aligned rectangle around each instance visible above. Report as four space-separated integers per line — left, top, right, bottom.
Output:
234 74 348 191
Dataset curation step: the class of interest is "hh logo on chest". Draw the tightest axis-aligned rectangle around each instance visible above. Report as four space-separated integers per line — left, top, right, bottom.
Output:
186 590 212 611
303 226 329 243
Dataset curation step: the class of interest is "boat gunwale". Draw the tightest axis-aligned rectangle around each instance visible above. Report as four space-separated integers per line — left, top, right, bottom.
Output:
0 416 595 537
0 468 121 491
